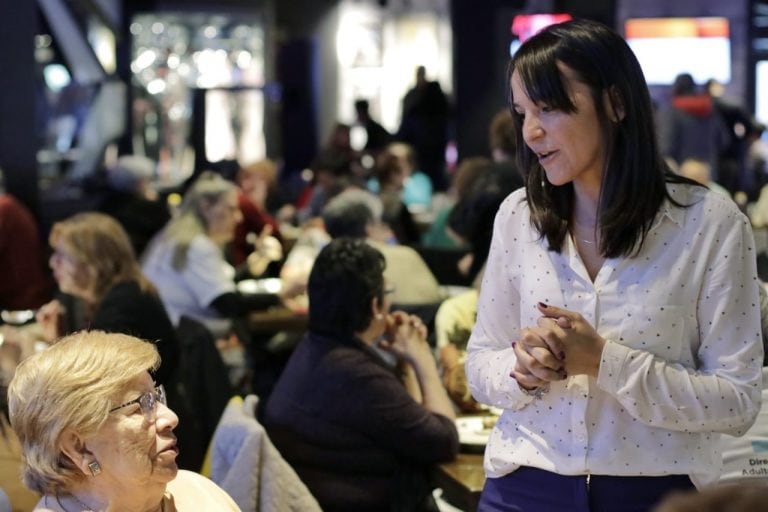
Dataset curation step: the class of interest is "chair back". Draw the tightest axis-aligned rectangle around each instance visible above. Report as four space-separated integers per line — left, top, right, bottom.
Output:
208 395 321 512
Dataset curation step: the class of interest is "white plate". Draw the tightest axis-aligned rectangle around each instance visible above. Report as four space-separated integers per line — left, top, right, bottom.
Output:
236 278 282 295
1 309 35 325
456 415 497 446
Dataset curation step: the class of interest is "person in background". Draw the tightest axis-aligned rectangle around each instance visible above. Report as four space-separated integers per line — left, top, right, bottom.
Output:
7 331 239 511
322 188 443 306
487 109 526 188
354 99 392 155
422 156 490 249
142 171 284 339
398 65 450 191
0 167 51 311
99 155 170 259
447 110 525 284
705 78 755 196
265 238 458 511
657 72 729 184
231 158 284 268
295 152 354 225
37 213 178 387
467 20 762 511
371 145 423 245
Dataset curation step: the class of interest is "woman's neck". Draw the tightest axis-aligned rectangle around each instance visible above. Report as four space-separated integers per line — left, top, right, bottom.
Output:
60 483 167 512
572 179 601 225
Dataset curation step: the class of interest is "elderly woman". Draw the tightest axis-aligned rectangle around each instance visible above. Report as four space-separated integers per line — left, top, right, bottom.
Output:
37 212 178 386
142 171 282 338
7 330 239 511
265 237 458 511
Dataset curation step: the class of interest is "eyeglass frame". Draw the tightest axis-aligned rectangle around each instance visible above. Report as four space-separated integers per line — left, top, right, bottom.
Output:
109 385 166 422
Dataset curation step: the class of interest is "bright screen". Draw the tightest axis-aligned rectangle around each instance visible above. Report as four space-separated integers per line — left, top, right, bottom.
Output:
624 17 731 85
510 13 572 56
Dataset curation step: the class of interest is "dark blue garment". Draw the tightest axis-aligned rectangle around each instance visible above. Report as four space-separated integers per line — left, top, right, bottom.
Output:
478 466 694 512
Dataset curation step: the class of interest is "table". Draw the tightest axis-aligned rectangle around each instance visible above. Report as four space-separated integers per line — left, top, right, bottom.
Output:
247 306 308 333
434 453 485 511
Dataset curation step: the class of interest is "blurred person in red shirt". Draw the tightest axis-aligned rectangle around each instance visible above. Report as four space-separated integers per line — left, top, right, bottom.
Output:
0 168 51 311
232 159 283 267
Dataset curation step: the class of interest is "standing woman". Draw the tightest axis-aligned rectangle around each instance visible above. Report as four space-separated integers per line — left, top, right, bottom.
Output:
466 20 763 512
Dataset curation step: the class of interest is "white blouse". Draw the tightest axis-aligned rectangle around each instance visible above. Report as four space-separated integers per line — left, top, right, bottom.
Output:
466 185 763 487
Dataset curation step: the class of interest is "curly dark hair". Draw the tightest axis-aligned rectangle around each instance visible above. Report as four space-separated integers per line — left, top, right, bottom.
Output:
308 238 386 337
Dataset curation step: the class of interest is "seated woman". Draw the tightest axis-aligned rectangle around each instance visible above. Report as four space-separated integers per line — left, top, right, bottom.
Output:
7 330 239 511
142 171 284 338
264 238 458 511
37 212 178 387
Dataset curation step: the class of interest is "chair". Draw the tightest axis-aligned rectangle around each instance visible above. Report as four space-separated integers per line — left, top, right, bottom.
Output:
207 395 321 512
176 317 235 441
415 245 472 286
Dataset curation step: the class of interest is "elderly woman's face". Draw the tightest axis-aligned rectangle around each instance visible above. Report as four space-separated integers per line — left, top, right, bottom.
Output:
84 372 179 488
49 240 92 299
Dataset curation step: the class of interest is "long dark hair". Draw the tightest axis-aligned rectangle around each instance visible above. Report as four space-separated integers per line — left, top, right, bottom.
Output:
510 19 699 257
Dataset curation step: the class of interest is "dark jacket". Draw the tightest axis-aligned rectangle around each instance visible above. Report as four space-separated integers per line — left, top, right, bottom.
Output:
264 332 458 512
90 280 179 385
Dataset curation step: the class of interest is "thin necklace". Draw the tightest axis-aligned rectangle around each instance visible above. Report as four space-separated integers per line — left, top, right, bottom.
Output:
571 225 597 245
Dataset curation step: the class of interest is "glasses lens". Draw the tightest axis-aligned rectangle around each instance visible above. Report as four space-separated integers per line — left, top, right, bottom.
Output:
156 385 166 406
139 391 156 421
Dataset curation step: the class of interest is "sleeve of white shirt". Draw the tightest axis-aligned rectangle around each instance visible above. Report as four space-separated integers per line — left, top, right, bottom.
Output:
598 204 763 436
184 236 237 308
465 194 537 410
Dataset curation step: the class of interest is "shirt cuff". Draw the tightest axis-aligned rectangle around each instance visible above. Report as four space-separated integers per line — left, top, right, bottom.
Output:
500 357 539 408
596 339 632 394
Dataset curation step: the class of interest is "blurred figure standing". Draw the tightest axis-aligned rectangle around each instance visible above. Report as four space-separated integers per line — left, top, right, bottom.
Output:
705 78 755 196
354 99 392 155
0 168 51 311
657 73 729 184
398 66 450 191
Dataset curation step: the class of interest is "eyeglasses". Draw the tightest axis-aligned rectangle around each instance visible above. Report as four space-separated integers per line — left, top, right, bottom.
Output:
109 385 166 423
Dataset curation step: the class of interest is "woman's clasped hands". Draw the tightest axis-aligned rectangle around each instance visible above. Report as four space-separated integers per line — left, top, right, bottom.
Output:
511 302 606 391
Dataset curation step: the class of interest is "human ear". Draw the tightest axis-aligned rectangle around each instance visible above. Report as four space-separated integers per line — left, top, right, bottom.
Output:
59 429 97 477
371 296 384 321
603 86 626 122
